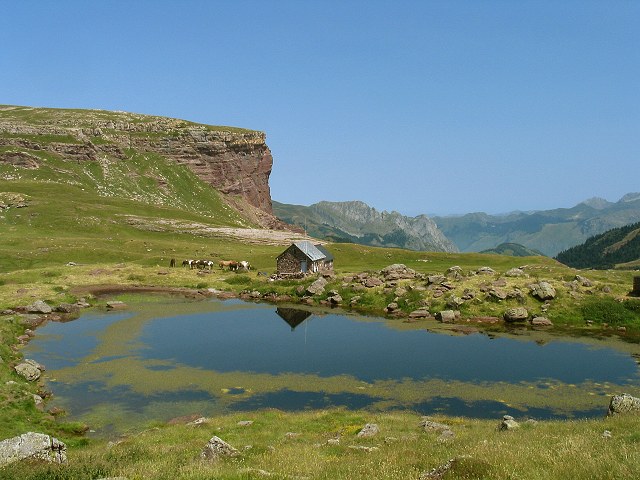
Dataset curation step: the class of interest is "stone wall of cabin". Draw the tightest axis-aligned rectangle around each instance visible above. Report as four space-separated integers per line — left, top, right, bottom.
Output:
277 247 304 274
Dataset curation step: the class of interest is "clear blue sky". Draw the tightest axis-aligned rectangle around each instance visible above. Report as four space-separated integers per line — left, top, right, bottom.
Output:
2 1 638 215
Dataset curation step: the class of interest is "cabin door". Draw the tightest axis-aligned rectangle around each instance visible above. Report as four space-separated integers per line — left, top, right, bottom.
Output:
301 260 307 273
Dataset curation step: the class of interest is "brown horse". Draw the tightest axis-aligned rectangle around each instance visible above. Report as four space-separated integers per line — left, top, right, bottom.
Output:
219 260 239 271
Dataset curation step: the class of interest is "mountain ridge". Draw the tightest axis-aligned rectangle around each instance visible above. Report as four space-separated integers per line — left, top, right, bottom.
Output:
0 104 288 229
432 193 640 256
273 200 457 253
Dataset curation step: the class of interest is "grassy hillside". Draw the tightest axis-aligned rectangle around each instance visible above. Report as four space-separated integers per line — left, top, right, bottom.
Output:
480 242 544 257
2 107 640 479
555 222 640 270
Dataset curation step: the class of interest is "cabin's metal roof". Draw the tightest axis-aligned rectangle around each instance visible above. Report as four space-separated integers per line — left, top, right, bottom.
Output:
294 241 326 261
315 244 334 262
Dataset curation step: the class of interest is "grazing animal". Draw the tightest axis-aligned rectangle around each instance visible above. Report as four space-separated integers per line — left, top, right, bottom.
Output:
239 260 251 271
219 260 239 271
170 258 176 267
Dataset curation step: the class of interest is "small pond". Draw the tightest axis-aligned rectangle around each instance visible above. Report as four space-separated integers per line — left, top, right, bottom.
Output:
25 297 640 435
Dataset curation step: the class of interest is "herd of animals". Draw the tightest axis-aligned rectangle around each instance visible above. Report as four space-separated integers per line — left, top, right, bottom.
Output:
169 258 251 271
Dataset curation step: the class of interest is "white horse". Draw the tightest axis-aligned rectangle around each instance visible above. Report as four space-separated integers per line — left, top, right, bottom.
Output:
239 260 251 271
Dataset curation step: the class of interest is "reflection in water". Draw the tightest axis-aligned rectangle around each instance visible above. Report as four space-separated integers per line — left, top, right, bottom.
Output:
24 299 640 432
276 307 313 330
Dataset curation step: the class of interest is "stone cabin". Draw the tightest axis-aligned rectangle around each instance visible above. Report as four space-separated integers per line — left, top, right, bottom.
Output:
276 241 334 275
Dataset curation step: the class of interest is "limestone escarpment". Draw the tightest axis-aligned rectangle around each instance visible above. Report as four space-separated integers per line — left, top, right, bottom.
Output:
0 106 275 218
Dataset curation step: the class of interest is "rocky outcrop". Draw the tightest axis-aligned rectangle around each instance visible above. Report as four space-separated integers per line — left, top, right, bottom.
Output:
200 436 240 461
607 393 640 416
0 432 67 466
0 106 277 223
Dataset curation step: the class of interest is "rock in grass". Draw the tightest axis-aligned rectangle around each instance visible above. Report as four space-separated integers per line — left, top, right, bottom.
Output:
26 300 52 314
14 362 41 381
435 310 459 323
498 415 520 431
607 393 640 416
530 282 556 300
504 307 529 322
0 432 67 466
531 316 553 327
357 423 379 438
201 436 239 461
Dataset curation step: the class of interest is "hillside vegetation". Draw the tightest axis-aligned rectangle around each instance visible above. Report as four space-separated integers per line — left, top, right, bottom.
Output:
480 242 544 257
1 106 640 479
555 221 640 270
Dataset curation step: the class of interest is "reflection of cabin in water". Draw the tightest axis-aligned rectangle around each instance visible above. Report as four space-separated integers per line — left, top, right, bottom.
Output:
276 241 334 275
276 307 313 330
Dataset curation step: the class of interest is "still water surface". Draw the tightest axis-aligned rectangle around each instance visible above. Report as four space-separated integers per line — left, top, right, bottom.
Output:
25 298 640 431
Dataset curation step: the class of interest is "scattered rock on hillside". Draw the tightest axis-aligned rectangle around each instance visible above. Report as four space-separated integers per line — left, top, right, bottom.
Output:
531 316 553 327
363 277 383 288
385 302 399 314
446 295 465 309
0 432 67 467
505 268 526 277
381 264 417 280
26 300 52 314
201 436 240 461
435 310 460 323
409 308 432 319
420 417 453 435
488 288 507 301
14 362 41 381
607 393 640 416
306 277 327 296
498 415 520 431
530 282 556 300
328 293 343 305
55 303 80 314
477 266 496 275
504 307 529 322
357 423 379 438
575 275 593 287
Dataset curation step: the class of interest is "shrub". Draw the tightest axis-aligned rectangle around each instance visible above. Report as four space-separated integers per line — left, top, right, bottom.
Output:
580 297 637 326
225 274 253 285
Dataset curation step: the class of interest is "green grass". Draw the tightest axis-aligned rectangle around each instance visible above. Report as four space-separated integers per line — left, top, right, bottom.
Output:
2 104 640 477
0 410 638 479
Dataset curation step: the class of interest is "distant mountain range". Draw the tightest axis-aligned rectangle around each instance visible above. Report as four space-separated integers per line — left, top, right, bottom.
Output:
274 193 640 257
555 221 640 269
272 200 458 253
432 193 640 256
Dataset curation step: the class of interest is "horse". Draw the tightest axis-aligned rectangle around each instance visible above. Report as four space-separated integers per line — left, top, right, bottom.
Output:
219 260 239 271
170 258 176 267
239 260 251 271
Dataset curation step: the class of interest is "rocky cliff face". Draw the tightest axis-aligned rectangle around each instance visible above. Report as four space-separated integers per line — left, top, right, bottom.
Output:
0 106 277 223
